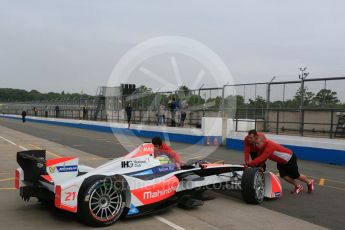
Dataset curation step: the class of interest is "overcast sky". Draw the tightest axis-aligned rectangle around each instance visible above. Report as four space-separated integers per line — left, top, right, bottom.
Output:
1 0 345 96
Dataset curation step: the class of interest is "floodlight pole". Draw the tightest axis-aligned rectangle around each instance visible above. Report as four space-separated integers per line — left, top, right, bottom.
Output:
298 67 309 136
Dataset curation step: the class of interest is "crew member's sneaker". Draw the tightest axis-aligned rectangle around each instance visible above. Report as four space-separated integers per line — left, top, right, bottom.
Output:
308 179 314 193
291 184 303 194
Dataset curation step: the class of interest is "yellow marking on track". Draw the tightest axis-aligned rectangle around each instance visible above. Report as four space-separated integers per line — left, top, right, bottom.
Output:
0 177 14 182
28 144 61 158
322 185 345 191
212 160 225 164
319 178 326 186
0 188 16 190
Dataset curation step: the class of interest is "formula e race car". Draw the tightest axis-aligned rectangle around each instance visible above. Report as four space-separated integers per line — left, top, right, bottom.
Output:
15 143 282 227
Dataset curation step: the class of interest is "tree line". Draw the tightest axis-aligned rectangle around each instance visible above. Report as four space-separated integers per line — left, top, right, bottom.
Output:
0 88 93 102
1 86 343 110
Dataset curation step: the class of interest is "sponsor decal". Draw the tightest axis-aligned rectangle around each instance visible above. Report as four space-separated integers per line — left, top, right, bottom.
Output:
130 169 154 176
56 165 78 172
157 164 176 173
121 160 146 168
143 146 154 152
131 176 179 205
143 186 176 200
84 195 90 202
48 166 56 173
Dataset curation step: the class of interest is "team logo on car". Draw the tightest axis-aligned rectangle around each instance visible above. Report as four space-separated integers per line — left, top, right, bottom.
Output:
48 166 56 173
121 160 146 168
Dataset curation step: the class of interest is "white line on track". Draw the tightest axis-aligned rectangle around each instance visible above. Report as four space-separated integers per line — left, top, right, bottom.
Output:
0 135 28 150
18 145 28 151
0 135 16 146
154 216 186 230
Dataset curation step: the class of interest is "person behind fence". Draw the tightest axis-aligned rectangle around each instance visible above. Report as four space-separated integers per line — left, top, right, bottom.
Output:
169 97 177 127
243 129 266 170
33 107 37 116
125 103 132 129
44 106 48 117
179 99 188 127
55 105 60 118
82 106 87 119
21 110 27 123
158 103 165 125
246 134 314 195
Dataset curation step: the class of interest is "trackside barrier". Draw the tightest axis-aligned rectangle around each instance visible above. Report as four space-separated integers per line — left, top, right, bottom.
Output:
2 114 344 165
0 115 222 146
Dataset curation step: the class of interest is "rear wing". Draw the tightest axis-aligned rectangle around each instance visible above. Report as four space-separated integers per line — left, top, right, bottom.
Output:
16 150 78 185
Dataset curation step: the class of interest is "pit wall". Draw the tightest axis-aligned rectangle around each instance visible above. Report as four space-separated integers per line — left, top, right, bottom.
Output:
0 114 222 146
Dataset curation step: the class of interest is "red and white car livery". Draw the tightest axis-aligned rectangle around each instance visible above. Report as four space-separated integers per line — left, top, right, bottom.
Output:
15 143 282 227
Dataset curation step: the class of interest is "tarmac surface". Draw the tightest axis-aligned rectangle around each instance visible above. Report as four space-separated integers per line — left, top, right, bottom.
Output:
0 117 344 229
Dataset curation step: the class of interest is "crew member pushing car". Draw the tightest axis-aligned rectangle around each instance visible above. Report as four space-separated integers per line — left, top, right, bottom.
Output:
246 135 314 194
152 136 182 169
244 129 266 170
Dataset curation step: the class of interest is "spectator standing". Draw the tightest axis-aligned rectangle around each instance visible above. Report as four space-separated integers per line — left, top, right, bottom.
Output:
55 105 60 118
44 106 49 117
33 107 38 116
179 99 188 127
125 103 132 129
158 103 166 126
170 97 177 127
21 110 27 123
82 106 87 119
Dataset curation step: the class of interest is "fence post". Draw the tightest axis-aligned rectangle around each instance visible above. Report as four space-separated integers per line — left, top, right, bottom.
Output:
235 109 238 132
300 109 305 136
276 110 280 135
264 83 271 132
329 110 334 139
221 85 225 118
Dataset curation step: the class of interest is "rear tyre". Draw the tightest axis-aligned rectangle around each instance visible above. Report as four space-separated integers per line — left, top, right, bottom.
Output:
78 175 126 227
241 168 265 204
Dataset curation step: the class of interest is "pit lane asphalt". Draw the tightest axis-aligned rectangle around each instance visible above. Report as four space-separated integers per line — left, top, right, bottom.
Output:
0 117 344 229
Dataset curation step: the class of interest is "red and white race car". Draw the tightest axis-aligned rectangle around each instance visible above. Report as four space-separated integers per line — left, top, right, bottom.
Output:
15 143 282 227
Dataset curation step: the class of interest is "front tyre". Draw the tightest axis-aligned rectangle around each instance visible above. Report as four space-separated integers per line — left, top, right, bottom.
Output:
241 168 265 204
78 175 126 227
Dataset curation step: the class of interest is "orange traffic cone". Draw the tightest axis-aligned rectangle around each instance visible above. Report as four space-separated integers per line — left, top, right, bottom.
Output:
206 136 210 145
213 137 219 146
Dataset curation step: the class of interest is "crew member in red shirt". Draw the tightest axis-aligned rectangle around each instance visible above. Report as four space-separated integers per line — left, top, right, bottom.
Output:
247 135 314 194
244 130 266 170
152 136 182 169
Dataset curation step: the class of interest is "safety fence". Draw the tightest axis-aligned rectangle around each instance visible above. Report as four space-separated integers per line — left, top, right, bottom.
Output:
1 76 345 138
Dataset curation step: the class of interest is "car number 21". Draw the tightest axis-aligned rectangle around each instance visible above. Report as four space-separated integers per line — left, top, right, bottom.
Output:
65 192 76 201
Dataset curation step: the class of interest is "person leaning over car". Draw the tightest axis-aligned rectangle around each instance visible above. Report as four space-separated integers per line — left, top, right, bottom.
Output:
246 134 314 194
244 129 266 170
152 136 182 169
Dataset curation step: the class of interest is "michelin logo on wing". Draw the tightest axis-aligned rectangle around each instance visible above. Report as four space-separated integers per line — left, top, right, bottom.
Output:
56 165 78 172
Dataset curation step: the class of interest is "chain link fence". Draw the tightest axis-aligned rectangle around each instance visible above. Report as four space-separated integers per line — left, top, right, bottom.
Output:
1 77 345 138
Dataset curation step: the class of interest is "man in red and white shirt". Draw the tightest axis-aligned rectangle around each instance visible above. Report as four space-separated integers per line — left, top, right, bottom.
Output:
247 135 314 194
152 136 182 169
244 130 266 170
